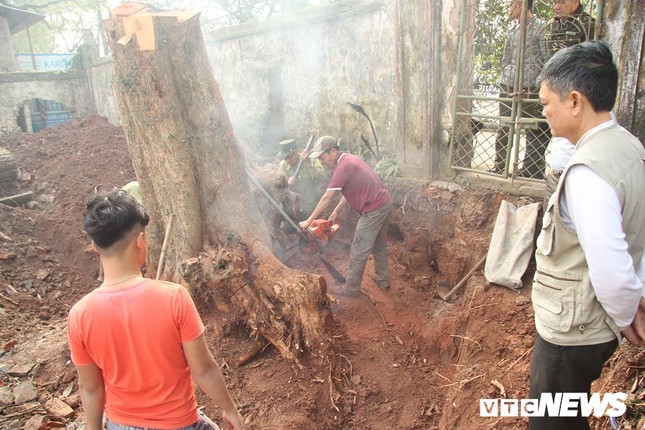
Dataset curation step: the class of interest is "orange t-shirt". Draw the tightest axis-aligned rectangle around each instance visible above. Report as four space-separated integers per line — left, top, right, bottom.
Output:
67 280 205 429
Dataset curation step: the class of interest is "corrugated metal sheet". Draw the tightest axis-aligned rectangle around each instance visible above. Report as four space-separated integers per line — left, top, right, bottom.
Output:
0 5 44 34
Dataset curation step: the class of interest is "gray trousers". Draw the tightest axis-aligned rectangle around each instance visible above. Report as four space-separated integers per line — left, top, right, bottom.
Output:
346 202 392 293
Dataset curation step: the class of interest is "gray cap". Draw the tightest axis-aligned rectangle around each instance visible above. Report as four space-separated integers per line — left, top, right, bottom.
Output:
308 136 339 158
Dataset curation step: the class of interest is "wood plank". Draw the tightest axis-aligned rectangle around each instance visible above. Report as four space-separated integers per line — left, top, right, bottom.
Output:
0 191 33 206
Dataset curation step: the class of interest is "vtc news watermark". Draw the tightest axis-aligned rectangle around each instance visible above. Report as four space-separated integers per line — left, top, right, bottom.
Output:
480 393 627 417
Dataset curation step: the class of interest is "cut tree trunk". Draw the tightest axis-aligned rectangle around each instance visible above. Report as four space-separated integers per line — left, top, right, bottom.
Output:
103 8 337 377
0 147 17 186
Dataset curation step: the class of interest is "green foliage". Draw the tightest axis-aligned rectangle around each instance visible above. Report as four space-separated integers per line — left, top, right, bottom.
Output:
345 144 400 182
11 21 55 53
372 152 400 182
474 0 509 86
8 0 111 53
533 1 553 20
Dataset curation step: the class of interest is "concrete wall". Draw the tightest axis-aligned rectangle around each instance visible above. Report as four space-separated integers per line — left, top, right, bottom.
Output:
0 71 92 133
203 0 456 176
90 58 120 125
204 1 397 159
0 44 118 133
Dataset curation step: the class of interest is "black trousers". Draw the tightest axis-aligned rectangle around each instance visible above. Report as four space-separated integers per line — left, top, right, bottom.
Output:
529 334 618 430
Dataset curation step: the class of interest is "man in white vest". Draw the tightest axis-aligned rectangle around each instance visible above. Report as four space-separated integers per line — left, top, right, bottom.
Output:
530 40 645 429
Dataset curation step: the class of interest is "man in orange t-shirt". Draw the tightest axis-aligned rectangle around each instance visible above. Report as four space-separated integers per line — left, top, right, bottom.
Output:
67 189 244 430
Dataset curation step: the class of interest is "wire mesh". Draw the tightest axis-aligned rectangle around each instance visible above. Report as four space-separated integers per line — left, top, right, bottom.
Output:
449 0 597 181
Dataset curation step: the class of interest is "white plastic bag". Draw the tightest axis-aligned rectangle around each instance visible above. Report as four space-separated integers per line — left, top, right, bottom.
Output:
484 200 540 290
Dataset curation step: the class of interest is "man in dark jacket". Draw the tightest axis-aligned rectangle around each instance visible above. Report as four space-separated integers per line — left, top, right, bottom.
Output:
545 1 595 58
544 1 595 194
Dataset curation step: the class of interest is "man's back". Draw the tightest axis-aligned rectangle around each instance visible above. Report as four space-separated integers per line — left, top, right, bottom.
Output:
328 153 390 215
68 279 204 429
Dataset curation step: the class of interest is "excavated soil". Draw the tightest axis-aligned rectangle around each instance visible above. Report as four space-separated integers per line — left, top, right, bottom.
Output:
0 116 643 430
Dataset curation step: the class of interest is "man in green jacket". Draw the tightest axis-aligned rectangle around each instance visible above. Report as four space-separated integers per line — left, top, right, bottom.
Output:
277 139 327 220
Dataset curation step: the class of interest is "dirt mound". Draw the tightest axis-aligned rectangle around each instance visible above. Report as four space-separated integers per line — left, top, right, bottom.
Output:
1 115 134 309
0 117 136 428
0 117 642 429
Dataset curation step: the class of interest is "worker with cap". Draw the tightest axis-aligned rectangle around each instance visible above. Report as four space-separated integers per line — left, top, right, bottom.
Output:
299 136 392 297
121 180 142 204
277 138 326 220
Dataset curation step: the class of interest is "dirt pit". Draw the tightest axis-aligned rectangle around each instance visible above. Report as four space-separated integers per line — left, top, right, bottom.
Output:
0 116 643 430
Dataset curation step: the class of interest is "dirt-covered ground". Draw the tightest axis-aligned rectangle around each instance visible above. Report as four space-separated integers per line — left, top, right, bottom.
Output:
0 117 643 430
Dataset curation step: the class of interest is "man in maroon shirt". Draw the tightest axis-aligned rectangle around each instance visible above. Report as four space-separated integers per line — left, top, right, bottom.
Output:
299 136 393 297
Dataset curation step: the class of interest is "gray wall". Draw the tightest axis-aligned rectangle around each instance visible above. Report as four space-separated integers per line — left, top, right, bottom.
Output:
90 58 120 125
204 1 399 161
203 0 456 176
0 54 118 133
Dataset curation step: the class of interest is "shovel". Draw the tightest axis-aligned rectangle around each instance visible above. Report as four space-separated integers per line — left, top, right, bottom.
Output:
292 134 314 181
438 255 487 302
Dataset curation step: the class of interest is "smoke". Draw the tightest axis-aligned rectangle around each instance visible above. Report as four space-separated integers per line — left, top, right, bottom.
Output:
202 2 396 164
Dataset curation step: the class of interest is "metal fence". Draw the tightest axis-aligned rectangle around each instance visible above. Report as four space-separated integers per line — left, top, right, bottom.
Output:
449 0 597 181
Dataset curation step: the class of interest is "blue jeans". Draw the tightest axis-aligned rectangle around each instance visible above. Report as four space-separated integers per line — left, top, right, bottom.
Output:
106 411 220 430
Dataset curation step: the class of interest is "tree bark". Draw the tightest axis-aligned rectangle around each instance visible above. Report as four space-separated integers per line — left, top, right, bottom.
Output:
103 8 335 367
0 147 17 186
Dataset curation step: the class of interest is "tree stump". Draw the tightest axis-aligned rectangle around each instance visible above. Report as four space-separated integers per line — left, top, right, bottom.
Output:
103 6 337 378
0 147 17 187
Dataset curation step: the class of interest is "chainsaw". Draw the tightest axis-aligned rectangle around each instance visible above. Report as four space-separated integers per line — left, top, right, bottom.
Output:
300 219 340 254
246 168 346 284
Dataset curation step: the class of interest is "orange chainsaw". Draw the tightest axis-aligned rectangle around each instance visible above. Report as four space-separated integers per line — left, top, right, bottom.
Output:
300 219 340 254
247 169 346 283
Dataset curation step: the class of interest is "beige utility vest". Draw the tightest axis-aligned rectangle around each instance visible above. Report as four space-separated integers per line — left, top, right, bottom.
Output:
532 124 645 346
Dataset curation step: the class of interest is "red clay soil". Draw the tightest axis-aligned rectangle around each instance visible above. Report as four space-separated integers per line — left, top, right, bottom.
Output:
0 117 643 429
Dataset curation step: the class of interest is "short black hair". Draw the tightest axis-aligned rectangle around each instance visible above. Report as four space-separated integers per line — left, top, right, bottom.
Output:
538 40 618 112
83 188 149 249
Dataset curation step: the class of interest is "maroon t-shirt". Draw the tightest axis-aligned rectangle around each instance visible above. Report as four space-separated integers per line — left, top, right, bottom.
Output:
327 153 391 214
